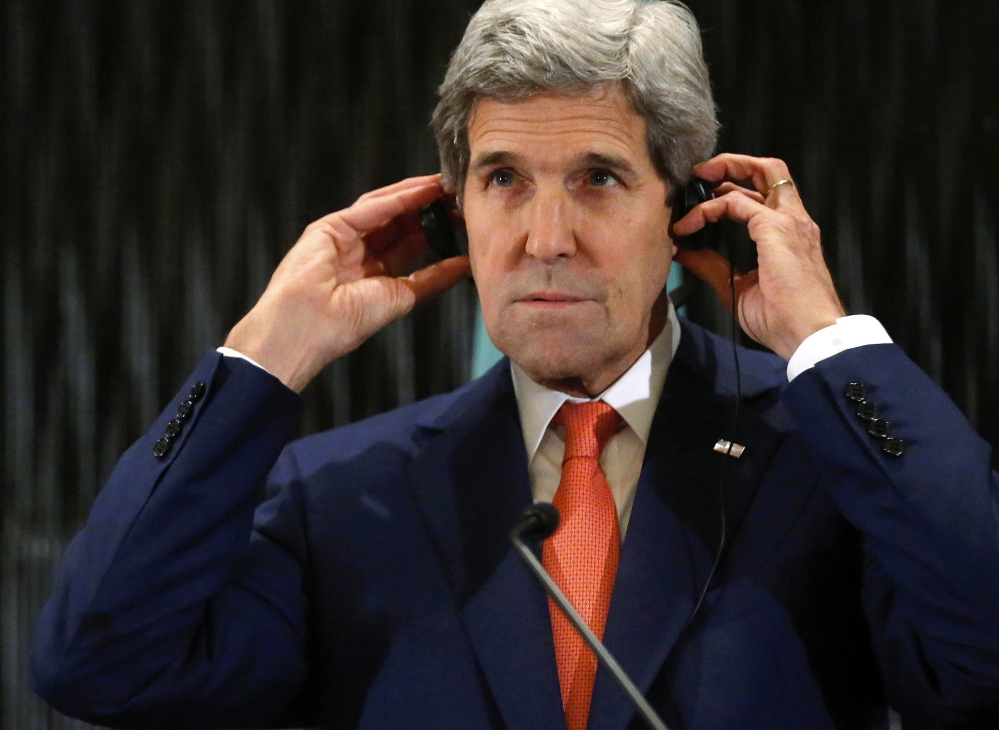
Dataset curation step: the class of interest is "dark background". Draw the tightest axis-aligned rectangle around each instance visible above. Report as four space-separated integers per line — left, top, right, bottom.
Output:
2 1 996 728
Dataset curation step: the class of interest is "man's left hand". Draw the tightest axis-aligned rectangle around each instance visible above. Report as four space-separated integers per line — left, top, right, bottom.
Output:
672 153 846 361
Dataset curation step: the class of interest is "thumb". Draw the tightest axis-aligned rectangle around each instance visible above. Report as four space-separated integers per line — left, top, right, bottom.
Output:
673 248 737 312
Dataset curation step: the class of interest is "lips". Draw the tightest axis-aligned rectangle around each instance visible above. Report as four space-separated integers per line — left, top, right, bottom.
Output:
518 290 586 303
513 292 592 313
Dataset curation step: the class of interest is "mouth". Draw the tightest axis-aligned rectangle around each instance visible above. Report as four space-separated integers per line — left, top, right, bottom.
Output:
519 290 586 302
516 291 589 309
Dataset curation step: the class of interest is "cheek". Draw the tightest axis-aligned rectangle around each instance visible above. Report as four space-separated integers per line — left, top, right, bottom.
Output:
638 220 674 289
463 204 491 286
465 203 519 308
606 274 656 327
604 241 672 309
466 234 504 323
467 232 496 291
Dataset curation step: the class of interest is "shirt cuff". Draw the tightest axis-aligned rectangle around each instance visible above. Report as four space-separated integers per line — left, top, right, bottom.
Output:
786 315 892 381
216 347 275 377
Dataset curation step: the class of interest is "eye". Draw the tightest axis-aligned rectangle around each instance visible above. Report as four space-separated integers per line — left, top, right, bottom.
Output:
588 169 619 187
490 169 516 188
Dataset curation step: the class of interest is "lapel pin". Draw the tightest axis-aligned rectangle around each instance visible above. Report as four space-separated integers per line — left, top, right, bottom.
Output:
714 439 746 459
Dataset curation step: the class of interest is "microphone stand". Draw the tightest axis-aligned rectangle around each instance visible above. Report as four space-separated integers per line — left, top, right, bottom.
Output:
510 504 670 730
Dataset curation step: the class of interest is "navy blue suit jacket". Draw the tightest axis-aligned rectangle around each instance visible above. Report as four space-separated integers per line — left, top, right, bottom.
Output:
32 320 999 729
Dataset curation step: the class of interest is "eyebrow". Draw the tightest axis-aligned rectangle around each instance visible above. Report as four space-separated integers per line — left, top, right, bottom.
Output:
469 150 639 178
580 152 638 178
469 150 520 172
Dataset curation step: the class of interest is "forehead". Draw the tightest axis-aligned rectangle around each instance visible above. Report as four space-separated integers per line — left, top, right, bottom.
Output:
467 87 653 170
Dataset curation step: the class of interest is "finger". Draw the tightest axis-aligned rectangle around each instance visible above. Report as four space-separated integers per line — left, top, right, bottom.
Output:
713 181 766 205
401 256 472 304
693 153 785 190
384 229 433 275
761 179 798 207
363 205 429 254
362 230 430 278
306 178 440 237
298 186 437 268
673 248 740 312
338 182 444 234
672 190 770 236
693 154 805 212
354 174 442 204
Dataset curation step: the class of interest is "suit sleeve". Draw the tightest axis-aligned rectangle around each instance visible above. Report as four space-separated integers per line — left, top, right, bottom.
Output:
31 351 317 729
781 343 999 723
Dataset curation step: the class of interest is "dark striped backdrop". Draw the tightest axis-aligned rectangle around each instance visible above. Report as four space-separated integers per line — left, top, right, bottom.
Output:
2 2 996 728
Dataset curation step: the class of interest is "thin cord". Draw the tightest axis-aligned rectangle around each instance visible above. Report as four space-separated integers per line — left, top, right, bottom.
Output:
685 258 740 625
670 258 741 730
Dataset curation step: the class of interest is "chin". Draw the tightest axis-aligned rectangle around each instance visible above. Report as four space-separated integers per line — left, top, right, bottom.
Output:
496 331 620 384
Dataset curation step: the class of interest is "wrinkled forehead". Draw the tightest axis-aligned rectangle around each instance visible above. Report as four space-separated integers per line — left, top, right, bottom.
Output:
466 88 656 176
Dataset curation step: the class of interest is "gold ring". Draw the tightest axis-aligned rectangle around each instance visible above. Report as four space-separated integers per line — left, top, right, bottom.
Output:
765 179 795 197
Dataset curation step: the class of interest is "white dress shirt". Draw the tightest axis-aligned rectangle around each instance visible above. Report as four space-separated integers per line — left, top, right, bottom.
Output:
508 310 892 540
510 308 680 539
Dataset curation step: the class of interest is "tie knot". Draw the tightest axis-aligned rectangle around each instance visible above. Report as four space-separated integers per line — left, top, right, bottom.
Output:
553 401 622 461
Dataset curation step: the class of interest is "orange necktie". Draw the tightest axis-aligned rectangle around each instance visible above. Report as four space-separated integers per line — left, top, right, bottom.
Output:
543 401 623 730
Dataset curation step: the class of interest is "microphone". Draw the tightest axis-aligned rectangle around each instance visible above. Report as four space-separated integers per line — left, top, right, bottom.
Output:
512 502 561 541
509 504 670 730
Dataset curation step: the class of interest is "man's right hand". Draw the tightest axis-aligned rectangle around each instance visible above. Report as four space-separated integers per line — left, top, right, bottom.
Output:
224 174 471 392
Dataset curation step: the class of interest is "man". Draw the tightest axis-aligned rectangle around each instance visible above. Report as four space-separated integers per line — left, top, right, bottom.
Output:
32 1 999 729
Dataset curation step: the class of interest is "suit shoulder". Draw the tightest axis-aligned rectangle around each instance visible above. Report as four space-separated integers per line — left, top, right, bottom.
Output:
678 317 787 399
282 360 511 477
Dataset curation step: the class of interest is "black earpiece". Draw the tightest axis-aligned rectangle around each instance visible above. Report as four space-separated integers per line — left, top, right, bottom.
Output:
670 177 719 251
668 177 723 310
420 200 467 259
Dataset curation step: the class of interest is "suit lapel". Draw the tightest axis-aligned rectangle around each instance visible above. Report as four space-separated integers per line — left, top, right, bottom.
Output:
405 321 790 730
590 330 785 730
406 362 566 730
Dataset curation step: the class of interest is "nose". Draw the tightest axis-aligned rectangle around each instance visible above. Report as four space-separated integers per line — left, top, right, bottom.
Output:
523 185 576 262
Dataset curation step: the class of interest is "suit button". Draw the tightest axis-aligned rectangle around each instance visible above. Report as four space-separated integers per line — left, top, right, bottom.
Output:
882 438 906 457
856 401 879 421
176 399 195 419
165 419 184 438
867 419 891 439
153 438 173 458
189 382 206 401
844 382 867 402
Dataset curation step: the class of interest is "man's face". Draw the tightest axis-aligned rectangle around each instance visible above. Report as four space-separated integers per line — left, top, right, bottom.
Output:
463 86 675 396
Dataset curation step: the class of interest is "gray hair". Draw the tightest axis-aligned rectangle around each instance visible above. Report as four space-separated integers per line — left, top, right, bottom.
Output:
432 0 718 195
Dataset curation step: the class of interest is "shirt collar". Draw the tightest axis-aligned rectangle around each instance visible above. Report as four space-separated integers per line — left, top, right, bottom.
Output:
510 302 681 461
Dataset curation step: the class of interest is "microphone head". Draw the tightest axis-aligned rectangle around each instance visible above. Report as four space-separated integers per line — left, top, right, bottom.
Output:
513 503 560 542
